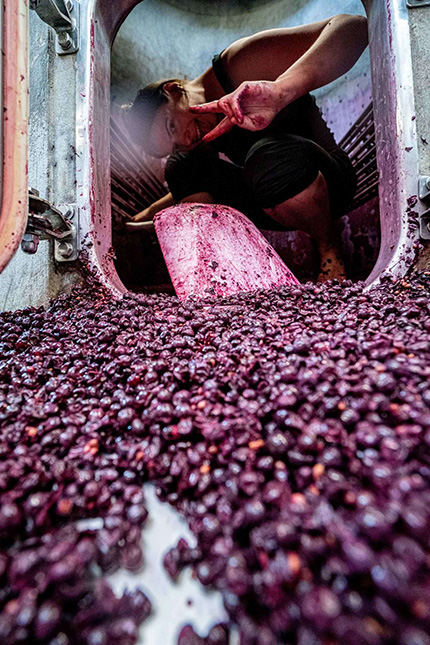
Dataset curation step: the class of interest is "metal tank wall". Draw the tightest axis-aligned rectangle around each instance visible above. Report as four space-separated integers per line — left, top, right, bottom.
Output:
408 6 430 178
0 12 82 312
363 0 425 284
409 3 430 271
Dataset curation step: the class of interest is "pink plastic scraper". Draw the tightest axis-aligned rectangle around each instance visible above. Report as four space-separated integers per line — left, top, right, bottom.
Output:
154 203 299 300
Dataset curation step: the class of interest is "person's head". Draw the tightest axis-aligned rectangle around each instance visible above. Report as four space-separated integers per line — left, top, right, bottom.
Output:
125 79 207 158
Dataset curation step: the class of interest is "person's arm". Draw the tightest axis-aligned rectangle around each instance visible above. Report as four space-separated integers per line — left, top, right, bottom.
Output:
131 191 216 223
191 14 368 141
225 14 368 96
270 14 368 105
131 192 175 222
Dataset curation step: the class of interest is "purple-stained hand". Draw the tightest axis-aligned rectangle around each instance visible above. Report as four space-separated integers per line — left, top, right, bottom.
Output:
189 80 283 142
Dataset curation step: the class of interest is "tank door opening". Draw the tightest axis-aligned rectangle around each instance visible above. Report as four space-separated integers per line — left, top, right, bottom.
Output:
76 0 425 298
108 0 378 293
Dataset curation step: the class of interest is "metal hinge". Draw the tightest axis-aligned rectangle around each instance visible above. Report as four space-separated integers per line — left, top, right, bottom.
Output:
30 0 79 55
22 189 80 262
419 176 430 240
407 0 430 7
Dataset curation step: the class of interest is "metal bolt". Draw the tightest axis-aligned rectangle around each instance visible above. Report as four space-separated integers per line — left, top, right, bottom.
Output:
58 241 74 258
57 32 72 50
21 233 39 255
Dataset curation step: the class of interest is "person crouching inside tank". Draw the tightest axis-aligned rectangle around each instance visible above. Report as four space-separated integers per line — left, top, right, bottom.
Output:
125 14 368 282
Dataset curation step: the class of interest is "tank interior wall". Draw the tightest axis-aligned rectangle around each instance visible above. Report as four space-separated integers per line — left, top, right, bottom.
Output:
111 0 371 143
0 12 82 313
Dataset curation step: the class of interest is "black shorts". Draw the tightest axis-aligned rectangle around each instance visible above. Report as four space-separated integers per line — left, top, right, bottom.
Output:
165 134 357 231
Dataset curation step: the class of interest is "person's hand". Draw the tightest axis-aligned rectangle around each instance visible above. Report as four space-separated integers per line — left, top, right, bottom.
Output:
127 207 155 233
131 207 153 223
189 80 283 142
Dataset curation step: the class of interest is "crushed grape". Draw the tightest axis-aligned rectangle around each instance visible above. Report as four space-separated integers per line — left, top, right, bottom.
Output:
0 270 430 643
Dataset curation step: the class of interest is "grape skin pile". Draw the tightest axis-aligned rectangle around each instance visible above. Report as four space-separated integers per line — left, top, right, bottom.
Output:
1 272 430 644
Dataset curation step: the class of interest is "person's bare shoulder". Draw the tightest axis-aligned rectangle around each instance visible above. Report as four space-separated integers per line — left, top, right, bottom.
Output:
221 16 365 88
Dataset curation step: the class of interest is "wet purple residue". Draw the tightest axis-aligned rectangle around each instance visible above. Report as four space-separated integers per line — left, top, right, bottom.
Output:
154 204 299 300
363 0 421 285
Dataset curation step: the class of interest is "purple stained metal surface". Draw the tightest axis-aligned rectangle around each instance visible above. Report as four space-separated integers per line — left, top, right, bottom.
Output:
155 204 299 300
97 0 142 46
362 0 423 286
75 0 141 298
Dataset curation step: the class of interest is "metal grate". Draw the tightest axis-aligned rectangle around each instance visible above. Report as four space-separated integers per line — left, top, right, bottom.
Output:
339 101 379 210
110 114 167 223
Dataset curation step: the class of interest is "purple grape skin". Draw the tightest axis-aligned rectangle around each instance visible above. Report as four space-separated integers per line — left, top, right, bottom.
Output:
176 622 230 645
34 601 62 640
81 626 108 645
177 624 204 644
120 588 151 622
163 547 181 581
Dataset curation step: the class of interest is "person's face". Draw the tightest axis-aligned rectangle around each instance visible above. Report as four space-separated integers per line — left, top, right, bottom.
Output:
145 86 217 158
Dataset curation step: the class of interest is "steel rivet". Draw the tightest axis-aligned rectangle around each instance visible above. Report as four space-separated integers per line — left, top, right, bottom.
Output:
58 241 74 258
58 32 72 50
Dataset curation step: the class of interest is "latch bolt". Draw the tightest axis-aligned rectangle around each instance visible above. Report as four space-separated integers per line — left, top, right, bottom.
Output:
21 190 80 262
57 241 74 259
30 0 79 55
